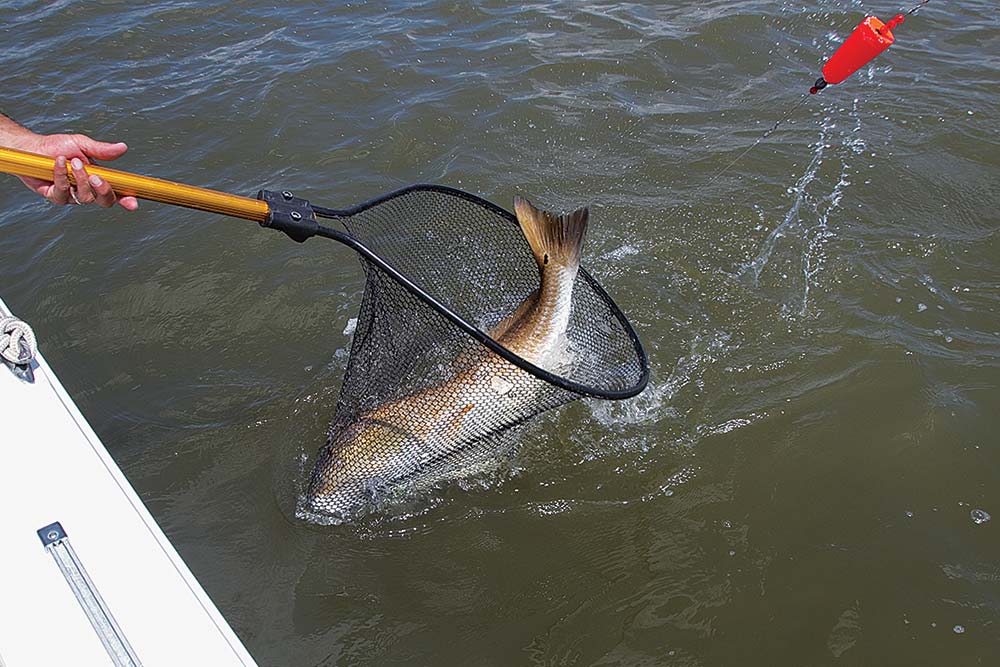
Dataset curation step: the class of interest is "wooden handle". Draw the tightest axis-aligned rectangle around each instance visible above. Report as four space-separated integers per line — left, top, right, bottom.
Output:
0 146 270 223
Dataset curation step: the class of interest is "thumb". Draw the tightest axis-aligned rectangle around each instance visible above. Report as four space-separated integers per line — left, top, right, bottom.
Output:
73 135 129 161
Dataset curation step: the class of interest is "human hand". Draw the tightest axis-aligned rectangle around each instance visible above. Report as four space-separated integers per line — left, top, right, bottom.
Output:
16 133 139 211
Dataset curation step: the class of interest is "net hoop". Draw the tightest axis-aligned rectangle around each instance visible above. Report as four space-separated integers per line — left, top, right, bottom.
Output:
311 184 649 400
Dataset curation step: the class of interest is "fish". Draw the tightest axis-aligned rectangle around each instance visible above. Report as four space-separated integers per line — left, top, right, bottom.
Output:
304 196 589 519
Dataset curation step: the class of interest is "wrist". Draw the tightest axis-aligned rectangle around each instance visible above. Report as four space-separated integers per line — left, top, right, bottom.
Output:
0 115 41 152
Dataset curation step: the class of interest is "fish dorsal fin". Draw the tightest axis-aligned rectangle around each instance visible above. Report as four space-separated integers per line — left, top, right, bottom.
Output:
513 196 588 272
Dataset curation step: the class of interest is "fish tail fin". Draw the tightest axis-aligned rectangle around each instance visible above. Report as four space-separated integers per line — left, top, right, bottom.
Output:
513 196 588 273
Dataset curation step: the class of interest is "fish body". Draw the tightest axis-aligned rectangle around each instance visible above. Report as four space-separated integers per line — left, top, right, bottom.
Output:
305 197 588 519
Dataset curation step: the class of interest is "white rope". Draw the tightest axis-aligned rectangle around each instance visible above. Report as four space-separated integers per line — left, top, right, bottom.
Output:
0 315 37 365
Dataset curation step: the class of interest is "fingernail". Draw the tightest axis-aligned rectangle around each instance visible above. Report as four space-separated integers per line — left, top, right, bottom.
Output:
55 156 66 167
71 158 83 170
90 175 103 187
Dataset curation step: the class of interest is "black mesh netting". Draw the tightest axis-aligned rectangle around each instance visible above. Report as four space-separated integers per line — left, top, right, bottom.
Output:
302 186 647 521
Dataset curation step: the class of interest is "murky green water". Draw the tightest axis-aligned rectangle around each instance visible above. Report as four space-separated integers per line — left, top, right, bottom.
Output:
2 1 998 664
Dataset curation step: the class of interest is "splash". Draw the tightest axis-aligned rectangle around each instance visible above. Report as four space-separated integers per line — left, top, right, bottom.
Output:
740 100 862 316
587 331 733 427
742 137 826 287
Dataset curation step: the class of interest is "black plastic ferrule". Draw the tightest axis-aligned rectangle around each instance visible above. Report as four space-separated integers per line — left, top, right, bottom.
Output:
257 189 319 243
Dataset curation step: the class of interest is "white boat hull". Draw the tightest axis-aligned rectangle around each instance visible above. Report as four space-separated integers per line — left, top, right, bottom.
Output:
0 296 257 667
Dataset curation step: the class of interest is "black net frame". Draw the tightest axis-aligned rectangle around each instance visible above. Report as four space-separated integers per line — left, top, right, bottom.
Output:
312 184 648 398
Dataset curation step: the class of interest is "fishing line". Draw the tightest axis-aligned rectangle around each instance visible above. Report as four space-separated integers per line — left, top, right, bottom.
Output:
693 94 811 196
905 0 931 16
653 94 812 240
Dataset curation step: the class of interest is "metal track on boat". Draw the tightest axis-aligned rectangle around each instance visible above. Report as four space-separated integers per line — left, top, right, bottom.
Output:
38 522 142 667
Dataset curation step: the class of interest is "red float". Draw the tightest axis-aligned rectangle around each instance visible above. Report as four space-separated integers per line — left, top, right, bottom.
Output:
810 14 906 94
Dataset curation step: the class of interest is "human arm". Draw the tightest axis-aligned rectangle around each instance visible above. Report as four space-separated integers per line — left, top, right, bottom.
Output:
0 114 138 210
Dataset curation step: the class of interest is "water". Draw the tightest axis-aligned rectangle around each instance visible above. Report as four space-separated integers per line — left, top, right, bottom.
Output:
2 1 998 664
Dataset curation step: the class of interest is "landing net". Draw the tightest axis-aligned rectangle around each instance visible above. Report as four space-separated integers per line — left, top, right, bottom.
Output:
303 185 647 521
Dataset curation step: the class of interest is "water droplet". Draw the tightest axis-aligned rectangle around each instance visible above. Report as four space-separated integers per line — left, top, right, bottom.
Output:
953 625 965 634
723 520 732 529
971 509 991 525
905 511 913 518
916 303 928 312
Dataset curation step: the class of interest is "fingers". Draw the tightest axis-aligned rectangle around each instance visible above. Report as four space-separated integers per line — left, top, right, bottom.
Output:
46 156 72 206
70 158 119 209
70 158 98 205
68 136 136 209
64 157 125 209
88 174 117 208
72 134 128 162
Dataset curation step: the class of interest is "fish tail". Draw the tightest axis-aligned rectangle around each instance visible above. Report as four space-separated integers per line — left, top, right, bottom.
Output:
513 196 588 272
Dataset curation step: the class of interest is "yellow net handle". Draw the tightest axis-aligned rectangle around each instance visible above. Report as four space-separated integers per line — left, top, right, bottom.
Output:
0 146 269 222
